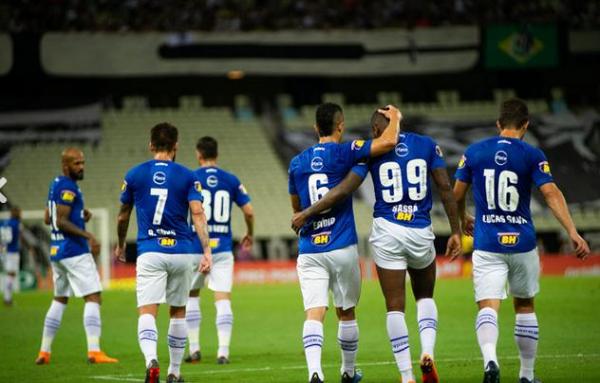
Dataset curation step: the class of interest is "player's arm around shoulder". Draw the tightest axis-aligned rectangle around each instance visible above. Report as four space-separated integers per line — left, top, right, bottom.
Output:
369 104 402 157
539 182 590 259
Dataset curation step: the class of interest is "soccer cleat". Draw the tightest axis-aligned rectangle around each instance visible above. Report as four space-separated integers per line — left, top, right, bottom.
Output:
310 372 324 383
166 374 184 382
519 378 542 383
341 368 363 382
420 354 439 383
483 361 500 383
217 356 230 365
87 350 119 364
35 351 50 365
145 359 160 383
184 350 202 364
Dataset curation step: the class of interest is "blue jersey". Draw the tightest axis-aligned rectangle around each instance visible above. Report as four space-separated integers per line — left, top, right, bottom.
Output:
120 160 204 256
47 176 90 261
454 136 554 253
190 167 251 254
288 140 371 254
364 133 446 227
0 218 20 253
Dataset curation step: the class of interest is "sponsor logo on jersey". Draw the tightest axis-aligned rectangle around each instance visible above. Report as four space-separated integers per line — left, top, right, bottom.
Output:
395 211 414 222
435 145 444 157
50 246 59 256
60 190 76 202
153 171 166 185
458 155 467 169
207 175 218 187
194 181 203 192
538 161 551 175
239 184 248 194
351 140 365 151
158 237 177 248
498 232 520 246
395 143 409 157
311 232 331 245
120 180 127 192
494 150 508 166
311 156 324 171
209 238 220 248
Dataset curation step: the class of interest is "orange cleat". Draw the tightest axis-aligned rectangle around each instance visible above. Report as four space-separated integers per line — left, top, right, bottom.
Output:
420 354 439 383
35 351 51 365
87 350 119 364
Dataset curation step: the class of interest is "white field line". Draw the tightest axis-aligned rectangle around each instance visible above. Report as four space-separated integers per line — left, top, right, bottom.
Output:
90 352 600 381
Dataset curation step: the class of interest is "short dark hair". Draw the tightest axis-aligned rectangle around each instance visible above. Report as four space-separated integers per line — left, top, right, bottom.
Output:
196 136 218 159
150 122 178 152
371 108 389 129
498 98 529 129
315 102 343 137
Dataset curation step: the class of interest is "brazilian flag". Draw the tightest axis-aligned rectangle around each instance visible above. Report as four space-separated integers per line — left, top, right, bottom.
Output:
485 24 558 68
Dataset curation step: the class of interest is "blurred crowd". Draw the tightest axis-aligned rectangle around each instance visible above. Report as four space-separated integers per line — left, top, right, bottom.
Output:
1 0 599 32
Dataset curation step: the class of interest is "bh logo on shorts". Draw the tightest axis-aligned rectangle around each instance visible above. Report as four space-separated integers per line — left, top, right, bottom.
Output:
498 232 520 247
395 211 414 222
311 157 324 171
494 151 508 166
311 232 330 245
395 143 409 157
158 237 177 248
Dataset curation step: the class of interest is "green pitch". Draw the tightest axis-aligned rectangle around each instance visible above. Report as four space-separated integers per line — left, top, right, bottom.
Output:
1 277 599 382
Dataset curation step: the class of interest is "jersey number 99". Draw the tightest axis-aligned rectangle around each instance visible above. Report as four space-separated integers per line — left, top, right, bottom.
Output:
379 160 427 203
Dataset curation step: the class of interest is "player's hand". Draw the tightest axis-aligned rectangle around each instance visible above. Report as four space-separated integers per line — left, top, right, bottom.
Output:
291 212 308 235
113 245 127 263
377 104 402 123
461 214 475 237
89 235 101 257
199 250 212 274
83 209 93 222
445 233 462 261
570 231 590 260
240 234 253 250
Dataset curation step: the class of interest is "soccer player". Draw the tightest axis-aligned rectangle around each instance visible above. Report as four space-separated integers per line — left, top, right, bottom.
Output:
115 123 212 383
35 148 117 365
288 102 401 383
292 110 462 383
0 206 22 306
453 99 591 383
184 136 254 365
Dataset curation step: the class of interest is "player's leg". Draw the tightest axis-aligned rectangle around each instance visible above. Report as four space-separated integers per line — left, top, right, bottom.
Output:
185 256 205 363
297 253 329 383
473 250 509 383
36 261 70 365
165 253 194 381
3 253 19 306
331 245 362 383
508 248 541 383
209 252 235 363
405 226 439 383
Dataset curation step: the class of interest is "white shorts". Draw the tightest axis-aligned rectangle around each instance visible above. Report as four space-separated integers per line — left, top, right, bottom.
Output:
369 218 436 270
4 252 20 273
472 248 540 301
296 244 361 311
136 252 194 308
190 252 234 292
52 253 102 298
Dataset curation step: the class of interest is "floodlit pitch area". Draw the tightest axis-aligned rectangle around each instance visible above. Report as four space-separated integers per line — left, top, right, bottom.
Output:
1 277 599 382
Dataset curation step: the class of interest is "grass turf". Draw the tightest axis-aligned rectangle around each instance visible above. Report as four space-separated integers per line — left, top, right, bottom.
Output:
0 277 599 382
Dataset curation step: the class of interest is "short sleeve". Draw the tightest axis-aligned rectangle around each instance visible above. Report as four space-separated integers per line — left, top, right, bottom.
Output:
56 180 78 206
530 148 554 188
430 140 447 170
340 139 373 167
188 173 204 202
351 163 369 180
454 147 473 184
288 160 298 195
233 176 251 206
119 169 135 205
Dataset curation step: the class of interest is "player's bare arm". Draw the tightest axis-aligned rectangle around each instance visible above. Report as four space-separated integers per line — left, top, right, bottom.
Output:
290 194 302 213
44 207 51 225
291 172 363 234
432 168 462 260
56 203 100 256
453 179 474 236
240 203 254 249
190 200 212 273
115 203 132 262
539 182 591 259
369 105 402 157
83 208 93 222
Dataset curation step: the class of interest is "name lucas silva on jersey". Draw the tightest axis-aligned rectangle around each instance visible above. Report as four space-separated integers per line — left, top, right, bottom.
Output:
482 214 529 225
